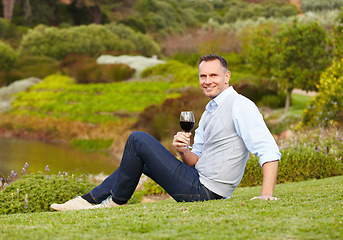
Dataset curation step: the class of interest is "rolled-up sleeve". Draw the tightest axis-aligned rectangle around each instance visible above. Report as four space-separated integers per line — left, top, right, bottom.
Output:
191 114 205 157
232 96 281 167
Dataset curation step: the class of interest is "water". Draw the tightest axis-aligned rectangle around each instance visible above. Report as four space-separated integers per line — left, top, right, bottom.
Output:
0 137 120 179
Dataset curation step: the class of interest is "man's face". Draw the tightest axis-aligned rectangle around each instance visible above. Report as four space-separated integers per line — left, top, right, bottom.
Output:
198 59 231 100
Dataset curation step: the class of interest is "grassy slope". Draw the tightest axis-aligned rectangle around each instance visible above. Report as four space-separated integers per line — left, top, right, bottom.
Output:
1 176 342 240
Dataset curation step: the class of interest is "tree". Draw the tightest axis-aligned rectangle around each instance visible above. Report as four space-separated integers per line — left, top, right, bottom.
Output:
271 19 333 111
2 0 15 22
71 0 102 24
333 7 343 58
248 28 274 76
302 58 343 127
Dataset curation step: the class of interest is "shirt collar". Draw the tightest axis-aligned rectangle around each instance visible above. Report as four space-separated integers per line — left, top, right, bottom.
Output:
205 86 234 114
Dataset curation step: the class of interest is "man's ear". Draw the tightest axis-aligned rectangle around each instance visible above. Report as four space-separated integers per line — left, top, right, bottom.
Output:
225 71 231 85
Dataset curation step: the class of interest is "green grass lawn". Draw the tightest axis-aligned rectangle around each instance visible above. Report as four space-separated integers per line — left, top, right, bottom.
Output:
1 176 342 240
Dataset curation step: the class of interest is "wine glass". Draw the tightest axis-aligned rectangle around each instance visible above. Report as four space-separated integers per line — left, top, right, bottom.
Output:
180 111 195 148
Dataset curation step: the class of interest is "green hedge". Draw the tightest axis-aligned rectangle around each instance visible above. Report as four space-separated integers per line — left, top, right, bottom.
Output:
0 173 95 214
0 55 60 86
0 40 17 71
19 24 161 60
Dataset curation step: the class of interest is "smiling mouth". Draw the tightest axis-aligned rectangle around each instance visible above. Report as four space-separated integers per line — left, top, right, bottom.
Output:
204 86 216 91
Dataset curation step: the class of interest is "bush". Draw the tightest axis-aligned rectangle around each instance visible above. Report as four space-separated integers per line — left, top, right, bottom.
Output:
19 24 108 59
241 131 343 187
0 55 59 86
105 23 161 57
0 40 17 71
19 24 161 60
302 58 343 127
301 0 343 12
0 172 96 214
63 56 135 84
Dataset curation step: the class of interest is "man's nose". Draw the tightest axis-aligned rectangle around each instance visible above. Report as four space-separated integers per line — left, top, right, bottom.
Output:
204 76 210 84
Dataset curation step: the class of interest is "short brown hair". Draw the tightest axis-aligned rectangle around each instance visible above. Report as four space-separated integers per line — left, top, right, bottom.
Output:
198 54 228 71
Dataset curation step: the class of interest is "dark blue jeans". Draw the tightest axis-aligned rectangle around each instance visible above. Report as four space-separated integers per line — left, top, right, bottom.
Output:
89 131 218 204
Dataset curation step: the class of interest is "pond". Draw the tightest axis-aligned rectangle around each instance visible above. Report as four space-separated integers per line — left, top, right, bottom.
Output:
0 137 120 180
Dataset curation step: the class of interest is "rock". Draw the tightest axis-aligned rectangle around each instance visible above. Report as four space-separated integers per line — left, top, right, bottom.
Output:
96 55 166 78
0 77 41 112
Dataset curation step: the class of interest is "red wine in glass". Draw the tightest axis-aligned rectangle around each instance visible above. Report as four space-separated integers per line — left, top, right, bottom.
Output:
180 111 195 132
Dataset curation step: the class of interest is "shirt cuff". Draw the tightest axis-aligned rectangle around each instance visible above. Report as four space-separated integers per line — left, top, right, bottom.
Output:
259 153 282 167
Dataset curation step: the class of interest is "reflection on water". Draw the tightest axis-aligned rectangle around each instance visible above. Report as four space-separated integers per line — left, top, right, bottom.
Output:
0 137 120 179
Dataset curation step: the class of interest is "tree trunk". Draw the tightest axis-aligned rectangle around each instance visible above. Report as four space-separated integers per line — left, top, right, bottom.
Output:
91 5 102 24
23 0 32 21
285 88 292 112
2 0 15 22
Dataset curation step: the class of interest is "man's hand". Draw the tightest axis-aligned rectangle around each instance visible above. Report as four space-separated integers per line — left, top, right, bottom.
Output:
250 195 278 201
251 161 279 201
173 131 198 167
173 131 192 153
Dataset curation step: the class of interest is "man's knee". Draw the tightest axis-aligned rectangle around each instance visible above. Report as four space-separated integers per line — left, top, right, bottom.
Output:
128 131 151 144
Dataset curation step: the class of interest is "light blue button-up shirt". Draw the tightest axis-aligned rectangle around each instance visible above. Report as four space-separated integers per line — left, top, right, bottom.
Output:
192 86 281 166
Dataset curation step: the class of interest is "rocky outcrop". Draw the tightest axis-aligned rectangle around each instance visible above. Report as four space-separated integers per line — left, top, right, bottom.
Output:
0 77 41 112
96 55 165 78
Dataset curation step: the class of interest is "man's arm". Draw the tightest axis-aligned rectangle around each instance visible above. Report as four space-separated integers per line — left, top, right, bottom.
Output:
251 160 279 200
173 132 199 166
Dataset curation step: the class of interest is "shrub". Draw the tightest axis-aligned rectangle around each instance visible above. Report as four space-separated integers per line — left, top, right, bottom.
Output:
0 172 96 214
142 60 191 78
334 7 343 58
19 24 161 60
0 55 59 86
301 0 343 12
133 88 207 142
61 55 135 84
302 58 343 127
0 40 17 71
105 23 161 57
241 129 343 187
19 24 117 60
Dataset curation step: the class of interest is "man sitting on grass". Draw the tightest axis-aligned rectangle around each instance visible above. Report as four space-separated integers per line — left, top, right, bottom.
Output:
51 54 281 211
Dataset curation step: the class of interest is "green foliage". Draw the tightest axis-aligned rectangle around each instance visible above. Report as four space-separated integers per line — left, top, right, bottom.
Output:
270 19 333 110
142 60 198 86
248 28 274 76
1 176 342 239
232 77 283 108
0 40 17 71
303 58 343 127
241 128 343 187
0 55 60 86
301 0 343 12
19 24 161 60
133 88 207 141
104 23 161 57
128 177 166 205
66 57 136 84
272 20 333 92
334 7 343 58
10 74 181 123
258 92 287 109
0 172 96 214
223 0 298 23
